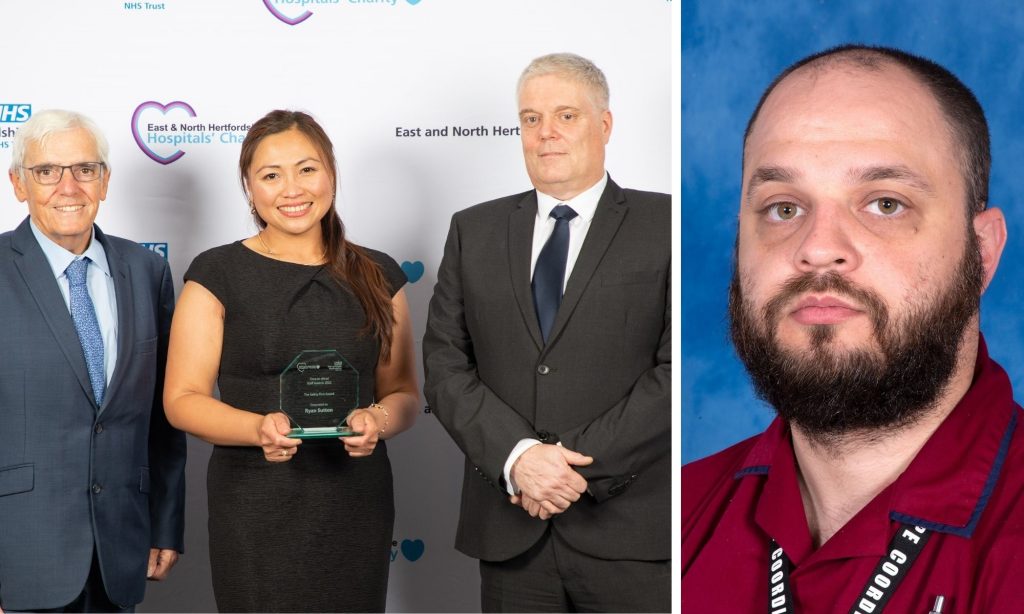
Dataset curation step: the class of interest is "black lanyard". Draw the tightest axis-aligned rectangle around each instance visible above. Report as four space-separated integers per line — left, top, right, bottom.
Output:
768 523 932 614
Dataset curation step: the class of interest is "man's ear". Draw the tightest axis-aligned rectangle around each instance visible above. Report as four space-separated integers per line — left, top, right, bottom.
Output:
9 170 28 203
974 207 1007 292
600 109 613 145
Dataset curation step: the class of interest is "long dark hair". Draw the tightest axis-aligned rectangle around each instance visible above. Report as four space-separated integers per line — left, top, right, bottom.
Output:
239 110 396 362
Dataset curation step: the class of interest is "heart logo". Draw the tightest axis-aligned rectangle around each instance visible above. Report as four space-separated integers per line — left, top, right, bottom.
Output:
401 538 425 561
131 101 197 165
262 0 313 25
406 0 422 4
401 261 425 283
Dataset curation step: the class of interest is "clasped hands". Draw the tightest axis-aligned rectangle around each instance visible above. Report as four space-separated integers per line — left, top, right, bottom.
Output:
509 443 593 519
147 547 178 581
258 409 381 462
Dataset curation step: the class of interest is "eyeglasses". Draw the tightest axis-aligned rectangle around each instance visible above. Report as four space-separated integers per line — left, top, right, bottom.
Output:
21 162 106 185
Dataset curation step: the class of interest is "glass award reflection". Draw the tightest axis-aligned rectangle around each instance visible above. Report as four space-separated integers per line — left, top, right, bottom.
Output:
280 350 361 439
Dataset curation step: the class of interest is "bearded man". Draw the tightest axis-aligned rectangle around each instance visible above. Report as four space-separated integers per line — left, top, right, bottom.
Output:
681 45 1024 613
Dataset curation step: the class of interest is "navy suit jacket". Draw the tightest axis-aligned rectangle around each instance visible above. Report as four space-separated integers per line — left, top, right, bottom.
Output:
0 217 186 610
423 178 671 562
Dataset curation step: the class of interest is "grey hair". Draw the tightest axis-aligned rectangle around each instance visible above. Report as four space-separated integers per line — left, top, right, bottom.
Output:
517 52 610 110
10 109 111 178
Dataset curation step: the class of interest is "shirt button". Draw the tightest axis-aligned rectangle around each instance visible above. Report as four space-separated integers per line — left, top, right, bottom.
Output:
537 365 550 375
92 484 102 494
94 423 103 434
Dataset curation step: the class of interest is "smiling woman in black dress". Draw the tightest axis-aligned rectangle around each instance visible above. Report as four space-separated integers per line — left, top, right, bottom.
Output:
163 110 419 612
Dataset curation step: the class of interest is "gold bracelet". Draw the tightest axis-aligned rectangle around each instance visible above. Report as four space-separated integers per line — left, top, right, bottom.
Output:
369 402 389 435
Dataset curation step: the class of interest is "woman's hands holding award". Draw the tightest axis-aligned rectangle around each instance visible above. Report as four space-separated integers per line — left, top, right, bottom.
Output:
339 408 381 458
259 412 301 463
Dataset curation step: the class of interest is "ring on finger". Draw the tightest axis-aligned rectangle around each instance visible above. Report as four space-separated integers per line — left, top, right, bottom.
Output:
280 449 288 457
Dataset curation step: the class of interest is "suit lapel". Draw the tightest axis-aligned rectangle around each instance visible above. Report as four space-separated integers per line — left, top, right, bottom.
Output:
508 191 544 350
97 227 133 416
546 179 628 346
11 218 97 407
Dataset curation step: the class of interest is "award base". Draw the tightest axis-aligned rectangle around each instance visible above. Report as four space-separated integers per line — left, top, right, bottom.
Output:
287 426 362 439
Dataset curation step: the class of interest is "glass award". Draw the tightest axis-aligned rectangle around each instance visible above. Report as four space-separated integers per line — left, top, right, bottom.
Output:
279 350 361 438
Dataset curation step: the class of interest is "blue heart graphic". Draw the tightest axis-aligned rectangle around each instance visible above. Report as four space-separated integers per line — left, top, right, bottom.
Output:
406 0 422 5
401 261 425 283
401 539 425 561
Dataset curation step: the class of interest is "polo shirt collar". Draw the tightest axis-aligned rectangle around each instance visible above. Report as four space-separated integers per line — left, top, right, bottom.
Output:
890 336 1017 536
734 335 1018 564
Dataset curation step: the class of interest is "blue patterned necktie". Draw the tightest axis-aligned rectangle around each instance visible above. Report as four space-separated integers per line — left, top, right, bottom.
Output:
66 258 105 406
532 204 578 342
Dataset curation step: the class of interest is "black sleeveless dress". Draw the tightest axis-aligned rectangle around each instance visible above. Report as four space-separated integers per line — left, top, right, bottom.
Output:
184 241 406 613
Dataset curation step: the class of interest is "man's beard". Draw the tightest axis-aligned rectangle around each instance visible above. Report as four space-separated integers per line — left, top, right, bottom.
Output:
729 232 984 444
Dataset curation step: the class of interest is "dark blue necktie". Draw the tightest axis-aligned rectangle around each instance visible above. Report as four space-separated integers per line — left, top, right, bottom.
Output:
532 204 578 342
66 258 106 406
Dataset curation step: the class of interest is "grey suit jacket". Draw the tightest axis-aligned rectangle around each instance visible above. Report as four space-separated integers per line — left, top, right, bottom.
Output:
0 217 186 610
423 178 670 562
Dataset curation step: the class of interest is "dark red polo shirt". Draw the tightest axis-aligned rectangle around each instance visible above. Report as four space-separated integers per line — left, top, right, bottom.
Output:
682 338 1024 612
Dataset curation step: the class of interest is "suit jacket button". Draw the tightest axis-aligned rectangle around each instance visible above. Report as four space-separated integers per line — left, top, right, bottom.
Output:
536 431 559 444
537 365 550 375
94 423 103 434
92 484 102 494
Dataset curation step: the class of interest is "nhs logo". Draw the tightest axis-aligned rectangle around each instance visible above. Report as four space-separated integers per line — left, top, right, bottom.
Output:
0 104 31 123
139 242 168 259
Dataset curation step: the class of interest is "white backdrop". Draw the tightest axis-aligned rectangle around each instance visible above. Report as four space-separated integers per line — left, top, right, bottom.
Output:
0 1 673 611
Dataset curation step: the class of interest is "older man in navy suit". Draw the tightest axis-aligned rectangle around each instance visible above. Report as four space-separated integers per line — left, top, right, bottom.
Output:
0 109 186 612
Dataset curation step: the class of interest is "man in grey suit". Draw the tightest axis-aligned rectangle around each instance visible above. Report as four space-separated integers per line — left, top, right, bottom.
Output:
423 53 670 612
0 110 186 612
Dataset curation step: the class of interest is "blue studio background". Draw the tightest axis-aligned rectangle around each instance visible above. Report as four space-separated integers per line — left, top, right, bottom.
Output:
682 0 1024 463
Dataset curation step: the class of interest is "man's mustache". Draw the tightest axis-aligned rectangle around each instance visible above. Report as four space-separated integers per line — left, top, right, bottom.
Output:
761 272 889 334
